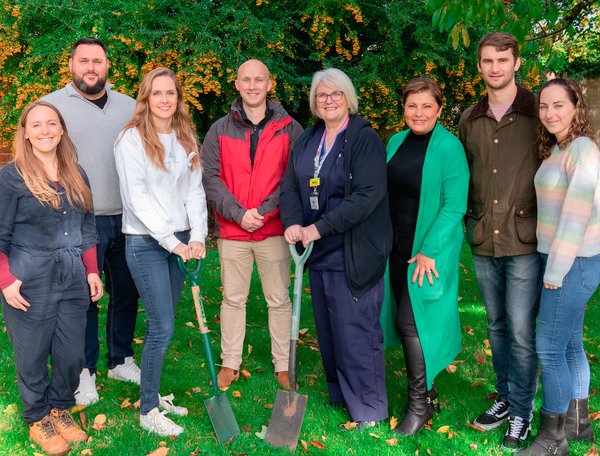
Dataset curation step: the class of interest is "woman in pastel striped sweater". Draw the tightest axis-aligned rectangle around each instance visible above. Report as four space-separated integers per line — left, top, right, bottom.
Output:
520 79 600 456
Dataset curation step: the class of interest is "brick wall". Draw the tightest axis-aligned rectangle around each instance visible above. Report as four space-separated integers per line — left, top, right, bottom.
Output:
0 144 10 166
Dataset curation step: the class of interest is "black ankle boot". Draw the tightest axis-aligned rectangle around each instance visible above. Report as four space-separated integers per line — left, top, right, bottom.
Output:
394 336 433 436
518 411 569 456
565 398 594 442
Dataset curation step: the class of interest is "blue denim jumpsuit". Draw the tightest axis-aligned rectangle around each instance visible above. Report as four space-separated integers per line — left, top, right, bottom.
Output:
0 163 97 423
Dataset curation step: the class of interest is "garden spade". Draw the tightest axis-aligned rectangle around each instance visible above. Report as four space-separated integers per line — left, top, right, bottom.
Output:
178 258 240 445
264 242 313 452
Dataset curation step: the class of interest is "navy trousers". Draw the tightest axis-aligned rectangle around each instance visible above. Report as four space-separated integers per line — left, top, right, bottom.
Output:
85 215 139 372
3 247 89 423
309 270 388 422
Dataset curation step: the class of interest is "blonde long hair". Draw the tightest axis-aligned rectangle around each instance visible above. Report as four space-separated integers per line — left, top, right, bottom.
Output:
13 101 92 212
123 67 200 170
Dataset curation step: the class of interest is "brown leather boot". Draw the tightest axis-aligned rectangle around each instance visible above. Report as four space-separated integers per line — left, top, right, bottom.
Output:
29 414 70 456
276 371 290 390
51 408 88 443
217 367 239 388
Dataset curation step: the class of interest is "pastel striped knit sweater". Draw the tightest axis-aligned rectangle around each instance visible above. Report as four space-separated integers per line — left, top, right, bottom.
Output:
535 136 600 286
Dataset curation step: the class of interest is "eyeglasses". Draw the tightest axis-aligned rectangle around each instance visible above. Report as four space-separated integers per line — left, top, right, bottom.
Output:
316 91 344 103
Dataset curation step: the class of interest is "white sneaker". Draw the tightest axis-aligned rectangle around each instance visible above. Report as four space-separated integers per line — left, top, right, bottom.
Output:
107 356 141 385
159 394 188 416
140 407 184 436
74 368 99 406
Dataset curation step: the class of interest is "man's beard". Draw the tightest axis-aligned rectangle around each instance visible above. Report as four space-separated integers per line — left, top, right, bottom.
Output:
72 73 106 95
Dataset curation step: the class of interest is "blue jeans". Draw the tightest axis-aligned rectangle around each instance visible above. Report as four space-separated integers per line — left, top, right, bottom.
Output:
537 254 600 413
86 215 139 372
125 233 187 414
473 253 542 420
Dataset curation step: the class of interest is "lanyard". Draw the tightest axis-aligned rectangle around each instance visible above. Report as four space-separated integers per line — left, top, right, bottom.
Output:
313 116 349 179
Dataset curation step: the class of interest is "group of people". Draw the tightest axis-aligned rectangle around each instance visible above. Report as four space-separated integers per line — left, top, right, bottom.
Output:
0 30 597 456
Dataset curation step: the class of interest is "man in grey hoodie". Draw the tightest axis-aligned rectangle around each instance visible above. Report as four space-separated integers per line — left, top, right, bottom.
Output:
43 37 140 405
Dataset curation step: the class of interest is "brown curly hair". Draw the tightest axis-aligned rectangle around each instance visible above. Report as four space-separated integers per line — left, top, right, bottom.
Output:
536 78 597 159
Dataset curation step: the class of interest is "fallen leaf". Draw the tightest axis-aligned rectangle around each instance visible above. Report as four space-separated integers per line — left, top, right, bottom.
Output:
483 339 490 347
185 391 192 398
437 425 450 433
390 416 398 430
369 433 381 439
192 387 201 393
241 369 252 379
146 448 169 456
393 370 403 377
216 286 224 292
242 425 251 432
303 287 311 294
309 440 326 449
470 443 478 450
81 450 93 455
34 453 45 456
159 442 167 447
80 411 87 429
299 328 309 335
584 446 599 456
247 344 252 356
255 425 268 440
134 338 144 345
92 414 106 431
470 382 484 388
120 398 131 409
485 349 493 357
468 422 484 432
386 437 398 446
4 403 18 415
214 315 221 324
590 411 600 421
185 322 195 328
448 431 457 439
446 365 457 373
231 390 242 398
474 353 487 365
463 326 474 336
484 392 498 401
263 404 273 409
300 440 308 450
71 404 86 413
342 421 358 430
133 399 141 409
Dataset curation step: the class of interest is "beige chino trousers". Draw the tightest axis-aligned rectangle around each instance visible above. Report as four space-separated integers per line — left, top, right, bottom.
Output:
217 236 291 372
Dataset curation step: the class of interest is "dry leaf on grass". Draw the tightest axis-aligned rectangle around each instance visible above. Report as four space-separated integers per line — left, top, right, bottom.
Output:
80 450 93 455
470 382 484 388
369 433 381 439
299 328 309 335
71 405 86 413
485 349 493 357
120 398 131 409
134 338 144 345
185 322 195 328
585 446 599 456
470 443 478 450
590 411 600 421
483 339 490 347
231 390 242 398
34 453 45 456
159 442 167 448
255 425 268 440
303 287 311 294
214 315 221 325
437 425 450 433
393 370 403 377
192 387 201 393
80 411 87 429
446 364 457 373
92 414 106 431
241 369 252 379
448 431 457 439
468 422 484 432
474 353 487 365
390 416 398 430
4 403 18 415
463 326 474 336
386 437 398 446
247 344 252 356
341 421 357 430
309 440 326 449
146 448 169 456
484 392 498 401
133 399 141 409
300 440 308 450
263 404 273 409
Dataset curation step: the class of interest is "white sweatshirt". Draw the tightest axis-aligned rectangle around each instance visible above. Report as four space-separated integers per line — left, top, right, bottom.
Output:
114 128 208 252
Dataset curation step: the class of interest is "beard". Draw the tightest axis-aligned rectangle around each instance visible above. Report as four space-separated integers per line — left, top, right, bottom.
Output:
72 72 107 95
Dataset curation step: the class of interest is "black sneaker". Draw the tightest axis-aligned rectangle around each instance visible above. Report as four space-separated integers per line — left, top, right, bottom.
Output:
502 416 531 451
473 400 510 430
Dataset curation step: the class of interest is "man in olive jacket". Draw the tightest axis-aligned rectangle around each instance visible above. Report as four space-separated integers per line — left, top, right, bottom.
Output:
459 32 542 452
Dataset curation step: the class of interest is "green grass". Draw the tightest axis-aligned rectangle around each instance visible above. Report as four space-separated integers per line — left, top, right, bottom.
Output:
0 240 598 455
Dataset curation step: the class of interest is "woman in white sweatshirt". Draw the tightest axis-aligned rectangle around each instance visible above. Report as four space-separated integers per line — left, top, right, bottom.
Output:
114 67 207 437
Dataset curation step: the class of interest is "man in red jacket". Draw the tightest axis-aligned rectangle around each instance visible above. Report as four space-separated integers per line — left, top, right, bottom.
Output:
202 59 303 389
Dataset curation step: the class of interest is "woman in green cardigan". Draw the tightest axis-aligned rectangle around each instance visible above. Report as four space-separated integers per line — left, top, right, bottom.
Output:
385 78 469 436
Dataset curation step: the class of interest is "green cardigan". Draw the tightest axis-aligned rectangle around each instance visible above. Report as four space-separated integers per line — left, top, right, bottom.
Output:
381 123 469 388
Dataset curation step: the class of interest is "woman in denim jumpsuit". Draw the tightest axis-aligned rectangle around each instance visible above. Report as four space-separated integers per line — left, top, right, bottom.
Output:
0 101 102 455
